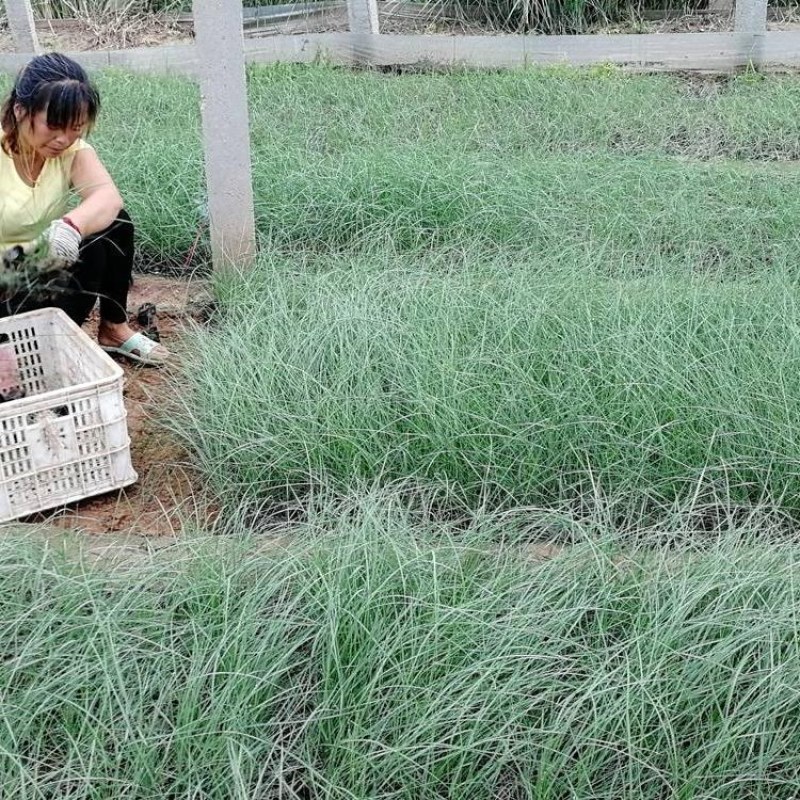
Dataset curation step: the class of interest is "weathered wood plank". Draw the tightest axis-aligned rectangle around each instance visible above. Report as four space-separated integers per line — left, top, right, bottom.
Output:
239 31 783 71
3 30 800 75
106 44 200 76
242 32 353 63
523 32 749 70
452 35 525 68
760 31 800 67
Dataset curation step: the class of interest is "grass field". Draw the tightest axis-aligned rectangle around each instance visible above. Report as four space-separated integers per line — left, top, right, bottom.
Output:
26 65 800 270
5 63 800 797
115 64 800 523
3 498 800 799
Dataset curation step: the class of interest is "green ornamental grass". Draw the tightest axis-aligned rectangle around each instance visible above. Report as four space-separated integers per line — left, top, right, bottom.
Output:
153 66 800 517
2 500 800 798
2 66 796 269
167 254 800 517
3 64 800 799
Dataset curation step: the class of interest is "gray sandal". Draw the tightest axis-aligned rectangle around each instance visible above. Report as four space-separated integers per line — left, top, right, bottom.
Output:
101 332 169 367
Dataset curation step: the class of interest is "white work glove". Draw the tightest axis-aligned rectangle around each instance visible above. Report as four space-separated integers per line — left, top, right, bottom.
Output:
41 218 82 268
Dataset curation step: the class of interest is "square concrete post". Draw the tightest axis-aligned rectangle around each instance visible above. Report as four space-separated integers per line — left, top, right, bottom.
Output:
5 0 39 54
735 0 767 33
347 0 380 34
192 0 256 271
734 0 768 67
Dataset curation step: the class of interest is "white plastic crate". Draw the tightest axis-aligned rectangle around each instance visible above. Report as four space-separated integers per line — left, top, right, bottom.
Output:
0 307 137 522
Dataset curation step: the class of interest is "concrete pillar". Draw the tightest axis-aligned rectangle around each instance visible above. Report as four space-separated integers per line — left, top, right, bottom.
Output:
347 0 380 34
734 0 767 67
191 0 256 270
735 0 767 33
5 0 39 54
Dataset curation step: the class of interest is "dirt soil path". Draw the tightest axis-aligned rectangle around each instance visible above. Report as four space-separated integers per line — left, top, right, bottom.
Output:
19 274 215 538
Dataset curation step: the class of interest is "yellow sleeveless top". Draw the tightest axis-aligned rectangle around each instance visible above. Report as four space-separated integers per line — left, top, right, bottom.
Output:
0 137 91 250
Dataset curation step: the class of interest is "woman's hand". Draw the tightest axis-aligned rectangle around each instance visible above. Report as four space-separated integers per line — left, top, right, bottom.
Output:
42 218 82 267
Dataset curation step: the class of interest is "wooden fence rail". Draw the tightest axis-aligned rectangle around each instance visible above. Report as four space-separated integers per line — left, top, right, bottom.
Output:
0 0 788 76
1 28 797 76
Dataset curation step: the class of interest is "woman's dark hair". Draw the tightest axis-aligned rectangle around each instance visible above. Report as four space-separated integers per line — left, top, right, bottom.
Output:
1 52 100 154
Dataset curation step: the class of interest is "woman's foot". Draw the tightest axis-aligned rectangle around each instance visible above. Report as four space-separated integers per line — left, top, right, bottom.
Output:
97 320 170 367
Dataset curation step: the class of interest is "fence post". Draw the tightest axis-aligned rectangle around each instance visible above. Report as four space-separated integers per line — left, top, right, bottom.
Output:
735 0 767 32
5 0 39 54
191 0 256 271
734 0 768 66
347 0 379 34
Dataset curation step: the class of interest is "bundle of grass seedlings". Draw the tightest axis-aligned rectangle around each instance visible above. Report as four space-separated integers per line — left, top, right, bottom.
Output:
1 495 800 798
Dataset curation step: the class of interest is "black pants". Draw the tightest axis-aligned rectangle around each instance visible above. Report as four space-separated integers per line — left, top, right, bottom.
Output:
2 209 134 326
